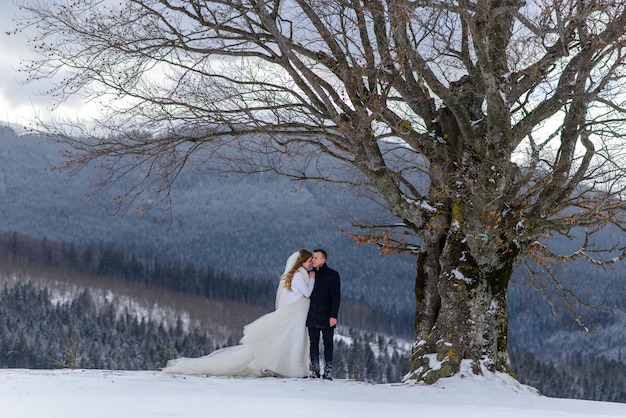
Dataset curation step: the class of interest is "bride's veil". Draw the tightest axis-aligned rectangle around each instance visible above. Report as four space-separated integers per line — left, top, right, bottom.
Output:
275 250 300 310
283 250 301 275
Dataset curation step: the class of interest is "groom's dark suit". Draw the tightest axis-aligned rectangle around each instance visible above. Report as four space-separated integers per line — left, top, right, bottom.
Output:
306 263 341 378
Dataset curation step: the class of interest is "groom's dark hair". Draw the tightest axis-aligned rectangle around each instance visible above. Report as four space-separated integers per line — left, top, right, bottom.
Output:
314 248 328 260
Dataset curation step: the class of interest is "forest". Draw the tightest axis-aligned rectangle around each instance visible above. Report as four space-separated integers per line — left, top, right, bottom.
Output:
0 231 409 383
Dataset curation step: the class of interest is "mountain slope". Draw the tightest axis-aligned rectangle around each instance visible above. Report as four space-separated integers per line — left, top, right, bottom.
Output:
0 126 415 311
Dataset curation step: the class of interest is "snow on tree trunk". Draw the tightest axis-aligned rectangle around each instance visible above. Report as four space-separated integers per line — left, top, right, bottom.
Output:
406 210 516 383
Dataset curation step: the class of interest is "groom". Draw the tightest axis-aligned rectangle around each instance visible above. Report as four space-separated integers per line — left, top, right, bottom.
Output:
306 248 341 380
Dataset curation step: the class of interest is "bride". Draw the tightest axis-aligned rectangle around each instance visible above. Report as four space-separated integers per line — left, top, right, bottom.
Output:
162 249 315 378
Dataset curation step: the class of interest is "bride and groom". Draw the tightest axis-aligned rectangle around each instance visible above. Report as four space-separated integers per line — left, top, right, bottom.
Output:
162 248 341 380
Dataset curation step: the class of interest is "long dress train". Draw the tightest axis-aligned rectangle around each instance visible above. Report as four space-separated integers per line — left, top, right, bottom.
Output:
162 252 311 378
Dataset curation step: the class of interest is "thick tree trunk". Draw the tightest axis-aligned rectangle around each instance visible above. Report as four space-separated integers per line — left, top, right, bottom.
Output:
406 228 514 384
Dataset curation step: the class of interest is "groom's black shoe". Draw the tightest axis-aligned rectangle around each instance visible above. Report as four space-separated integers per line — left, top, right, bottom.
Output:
309 370 320 378
323 365 332 380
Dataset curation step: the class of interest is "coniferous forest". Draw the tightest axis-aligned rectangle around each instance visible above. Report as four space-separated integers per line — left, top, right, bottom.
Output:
0 231 409 383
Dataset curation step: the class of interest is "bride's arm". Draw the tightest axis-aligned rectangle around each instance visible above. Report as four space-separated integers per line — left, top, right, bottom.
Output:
292 270 315 297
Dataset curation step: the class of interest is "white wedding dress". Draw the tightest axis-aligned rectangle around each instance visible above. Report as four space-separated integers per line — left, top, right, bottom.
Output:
162 252 312 378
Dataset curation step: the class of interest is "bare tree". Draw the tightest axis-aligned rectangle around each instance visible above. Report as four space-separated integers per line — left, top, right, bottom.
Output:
13 0 626 383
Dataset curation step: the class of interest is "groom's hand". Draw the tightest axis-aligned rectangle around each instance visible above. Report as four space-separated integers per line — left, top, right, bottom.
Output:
329 317 337 327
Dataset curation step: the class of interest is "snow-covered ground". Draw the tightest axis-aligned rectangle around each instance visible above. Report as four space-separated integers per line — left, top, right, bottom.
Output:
3 365 626 418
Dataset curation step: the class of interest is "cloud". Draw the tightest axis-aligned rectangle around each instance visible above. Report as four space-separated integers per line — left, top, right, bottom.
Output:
0 2 89 126
0 3 47 124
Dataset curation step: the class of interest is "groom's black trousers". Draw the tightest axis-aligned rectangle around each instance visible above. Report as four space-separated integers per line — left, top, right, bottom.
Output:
308 327 334 371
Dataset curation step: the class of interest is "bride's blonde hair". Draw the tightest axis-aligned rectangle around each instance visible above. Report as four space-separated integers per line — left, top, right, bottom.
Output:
283 249 312 291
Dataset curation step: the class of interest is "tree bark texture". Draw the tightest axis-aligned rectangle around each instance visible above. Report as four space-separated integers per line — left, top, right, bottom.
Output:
410 229 515 382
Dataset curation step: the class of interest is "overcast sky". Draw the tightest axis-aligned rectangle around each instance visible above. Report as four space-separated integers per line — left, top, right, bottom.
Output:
1 1 90 128
2 2 42 125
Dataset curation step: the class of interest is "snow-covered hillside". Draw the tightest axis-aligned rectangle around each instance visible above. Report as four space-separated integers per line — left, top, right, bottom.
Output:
3 364 626 418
